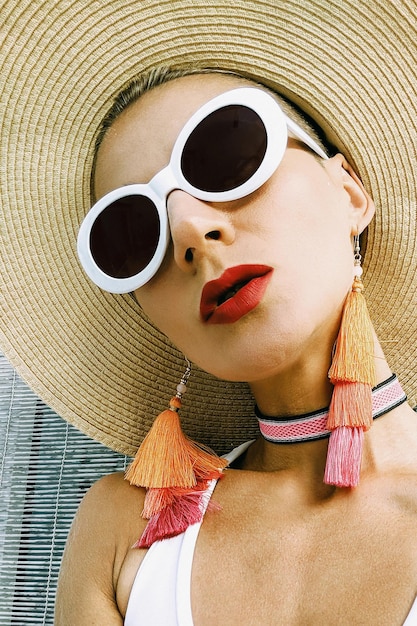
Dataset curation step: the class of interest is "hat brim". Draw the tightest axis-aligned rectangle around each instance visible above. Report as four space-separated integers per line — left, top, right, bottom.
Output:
1 0 416 455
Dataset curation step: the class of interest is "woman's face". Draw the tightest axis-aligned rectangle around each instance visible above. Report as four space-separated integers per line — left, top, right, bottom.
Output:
94 74 374 383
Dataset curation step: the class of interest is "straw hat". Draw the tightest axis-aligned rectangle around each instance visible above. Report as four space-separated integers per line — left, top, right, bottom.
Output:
1 0 416 456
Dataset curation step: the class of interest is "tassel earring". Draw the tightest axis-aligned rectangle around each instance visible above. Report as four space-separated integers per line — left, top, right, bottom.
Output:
125 358 228 547
324 234 376 487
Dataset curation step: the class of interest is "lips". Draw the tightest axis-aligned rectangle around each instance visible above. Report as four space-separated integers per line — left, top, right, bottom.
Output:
200 264 273 324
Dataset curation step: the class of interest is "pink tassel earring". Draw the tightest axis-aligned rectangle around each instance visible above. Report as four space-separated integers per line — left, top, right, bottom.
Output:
125 358 228 547
324 234 376 487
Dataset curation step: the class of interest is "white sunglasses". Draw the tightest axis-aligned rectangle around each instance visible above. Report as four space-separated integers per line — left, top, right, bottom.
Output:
78 87 328 293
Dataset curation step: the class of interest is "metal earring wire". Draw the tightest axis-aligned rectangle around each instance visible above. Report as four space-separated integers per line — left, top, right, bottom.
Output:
353 234 363 276
175 357 192 402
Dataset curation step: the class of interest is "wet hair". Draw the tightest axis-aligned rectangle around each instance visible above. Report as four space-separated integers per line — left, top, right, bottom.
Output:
91 65 332 192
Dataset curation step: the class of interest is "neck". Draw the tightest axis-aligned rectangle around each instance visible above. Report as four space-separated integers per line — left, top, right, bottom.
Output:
243 336 415 481
256 374 405 443
250 331 392 418
243 400 417 482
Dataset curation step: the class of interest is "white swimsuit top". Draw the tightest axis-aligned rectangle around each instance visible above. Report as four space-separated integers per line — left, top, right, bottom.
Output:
125 441 417 625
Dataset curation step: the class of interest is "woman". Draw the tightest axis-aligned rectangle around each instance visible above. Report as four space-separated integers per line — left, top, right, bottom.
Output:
1 1 416 624
56 64 417 625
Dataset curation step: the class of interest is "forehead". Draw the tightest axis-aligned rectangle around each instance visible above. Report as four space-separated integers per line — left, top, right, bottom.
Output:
94 73 252 198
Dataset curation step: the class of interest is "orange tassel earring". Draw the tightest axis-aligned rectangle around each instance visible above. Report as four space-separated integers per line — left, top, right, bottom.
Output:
125 358 228 547
324 234 376 487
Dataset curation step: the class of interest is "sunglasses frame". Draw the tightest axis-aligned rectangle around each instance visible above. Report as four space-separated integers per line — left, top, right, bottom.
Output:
78 87 328 293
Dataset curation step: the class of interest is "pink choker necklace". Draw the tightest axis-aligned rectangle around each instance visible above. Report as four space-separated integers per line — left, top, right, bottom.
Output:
256 374 407 444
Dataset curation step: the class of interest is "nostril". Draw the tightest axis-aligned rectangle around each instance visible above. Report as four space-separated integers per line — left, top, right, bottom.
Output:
185 248 194 262
206 230 221 240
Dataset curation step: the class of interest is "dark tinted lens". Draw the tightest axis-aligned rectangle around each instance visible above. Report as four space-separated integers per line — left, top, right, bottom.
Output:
181 105 267 193
90 195 160 279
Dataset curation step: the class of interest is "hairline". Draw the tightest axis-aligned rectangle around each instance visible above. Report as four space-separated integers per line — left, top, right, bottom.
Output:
92 67 331 192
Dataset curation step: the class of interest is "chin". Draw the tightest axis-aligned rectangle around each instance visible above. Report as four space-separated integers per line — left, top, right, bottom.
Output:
191 343 296 384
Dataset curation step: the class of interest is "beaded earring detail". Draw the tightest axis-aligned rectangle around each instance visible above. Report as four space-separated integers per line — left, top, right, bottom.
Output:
125 359 228 547
324 234 376 487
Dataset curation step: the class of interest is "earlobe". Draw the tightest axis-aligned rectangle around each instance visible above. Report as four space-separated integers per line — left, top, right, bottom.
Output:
330 153 376 234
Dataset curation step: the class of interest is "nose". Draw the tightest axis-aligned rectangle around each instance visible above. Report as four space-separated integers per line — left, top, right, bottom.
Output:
167 190 235 272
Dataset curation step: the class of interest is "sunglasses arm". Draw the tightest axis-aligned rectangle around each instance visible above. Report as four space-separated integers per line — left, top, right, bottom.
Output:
285 116 328 160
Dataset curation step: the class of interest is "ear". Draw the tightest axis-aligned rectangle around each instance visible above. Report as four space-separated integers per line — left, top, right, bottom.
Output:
328 154 376 235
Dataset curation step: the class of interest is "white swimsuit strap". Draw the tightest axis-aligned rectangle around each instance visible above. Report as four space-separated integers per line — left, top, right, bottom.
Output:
125 441 254 625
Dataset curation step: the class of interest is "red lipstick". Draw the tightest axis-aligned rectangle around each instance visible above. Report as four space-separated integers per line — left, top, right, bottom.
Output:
200 264 273 324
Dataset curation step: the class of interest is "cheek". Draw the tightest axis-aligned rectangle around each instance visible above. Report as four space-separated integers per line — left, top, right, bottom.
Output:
262 167 354 305
135 278 195 350
272 161 352 253
136 284 174 329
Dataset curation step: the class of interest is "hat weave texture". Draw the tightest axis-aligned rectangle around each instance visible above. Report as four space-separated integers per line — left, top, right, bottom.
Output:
1 0 416 455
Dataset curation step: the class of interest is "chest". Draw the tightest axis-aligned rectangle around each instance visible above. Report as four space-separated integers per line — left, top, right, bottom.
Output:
190 482 417 625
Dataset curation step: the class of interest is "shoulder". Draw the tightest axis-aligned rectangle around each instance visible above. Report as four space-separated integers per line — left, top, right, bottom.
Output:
71 470 147 562
71 472 146 547
82 470 145 513
55 471 147 625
